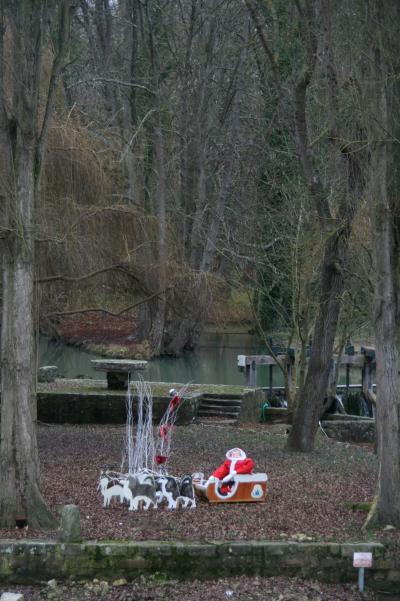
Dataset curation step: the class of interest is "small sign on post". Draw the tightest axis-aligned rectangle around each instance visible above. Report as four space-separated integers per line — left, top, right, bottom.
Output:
237 355 246 368
353 552 373 592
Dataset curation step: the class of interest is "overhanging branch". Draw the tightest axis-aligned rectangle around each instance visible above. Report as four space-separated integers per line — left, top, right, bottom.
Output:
44 287 171 319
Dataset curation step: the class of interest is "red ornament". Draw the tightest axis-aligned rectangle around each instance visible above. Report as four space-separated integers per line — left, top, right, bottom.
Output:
159 424 171 439
155 454 168 464
169 394 181 410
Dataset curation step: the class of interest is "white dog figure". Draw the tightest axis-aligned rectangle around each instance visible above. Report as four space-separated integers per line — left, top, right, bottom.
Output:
98 474 109 496
102 483 125 508
120 478 133 506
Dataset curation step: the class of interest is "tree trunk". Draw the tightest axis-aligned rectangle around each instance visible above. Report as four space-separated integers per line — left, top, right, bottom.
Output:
0 147 55 529
286 231 348 451
364 7 400 525
200 52 245 274
286 0 362 452
365 154 400 525
0 1 72 530
146 4 167 356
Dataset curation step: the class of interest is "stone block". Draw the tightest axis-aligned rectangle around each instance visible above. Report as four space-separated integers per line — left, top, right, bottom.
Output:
321 420 375 443
238 389 265 423
38 366 58 383
0 594 24 601
58 505 81 543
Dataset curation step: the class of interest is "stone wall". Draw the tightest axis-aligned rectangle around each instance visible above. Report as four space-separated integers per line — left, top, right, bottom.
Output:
34 389 263 425
0 540 397 592
321 420 375 443
237 389 265 423
35 392 202 425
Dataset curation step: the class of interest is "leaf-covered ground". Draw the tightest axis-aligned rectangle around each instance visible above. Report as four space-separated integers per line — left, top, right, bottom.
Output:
0 422 393 543
1 575 378 601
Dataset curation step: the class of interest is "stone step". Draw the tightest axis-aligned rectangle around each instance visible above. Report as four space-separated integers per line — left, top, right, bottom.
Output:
197 409 240 418
200 398 242 407
198 403 241 413
196 418 238 426
197 394 242 425
201 393 243 400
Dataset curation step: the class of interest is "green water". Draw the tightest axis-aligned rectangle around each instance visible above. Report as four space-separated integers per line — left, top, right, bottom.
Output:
39 334 365 389
39 332 284 387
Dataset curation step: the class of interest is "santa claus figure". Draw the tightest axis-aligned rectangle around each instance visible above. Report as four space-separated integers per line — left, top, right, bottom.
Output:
210 448 254 494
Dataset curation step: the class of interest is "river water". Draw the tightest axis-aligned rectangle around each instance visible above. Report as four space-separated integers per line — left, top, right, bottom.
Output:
39 332 284 387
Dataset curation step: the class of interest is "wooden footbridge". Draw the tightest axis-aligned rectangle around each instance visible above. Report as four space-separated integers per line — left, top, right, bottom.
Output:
238 344 376 409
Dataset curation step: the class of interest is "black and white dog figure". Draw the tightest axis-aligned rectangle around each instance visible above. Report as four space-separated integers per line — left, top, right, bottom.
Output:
124 474 157 510
99 470 197 510
177 475 196 508
155 475 180 509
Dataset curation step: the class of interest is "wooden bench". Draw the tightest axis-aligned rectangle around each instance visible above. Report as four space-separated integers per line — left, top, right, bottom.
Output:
91 359 148 390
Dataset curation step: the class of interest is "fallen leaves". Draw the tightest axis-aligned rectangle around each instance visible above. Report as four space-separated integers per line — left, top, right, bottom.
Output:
0 422 392 550
2 576 376 601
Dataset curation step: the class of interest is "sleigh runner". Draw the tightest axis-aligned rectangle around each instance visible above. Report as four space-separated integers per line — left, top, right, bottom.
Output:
194 473 268 503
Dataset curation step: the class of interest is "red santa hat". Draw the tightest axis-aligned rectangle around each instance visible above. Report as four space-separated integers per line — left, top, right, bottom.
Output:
225 448 247 460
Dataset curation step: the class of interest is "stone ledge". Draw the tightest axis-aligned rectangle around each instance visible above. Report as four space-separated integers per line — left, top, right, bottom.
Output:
0 539 396 592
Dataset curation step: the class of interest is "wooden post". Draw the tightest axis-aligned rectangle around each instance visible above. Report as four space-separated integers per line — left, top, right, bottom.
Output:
268 365 273 399
245 364 250 387
249 360 257 388
366 360 374 416
286 359 291 390
361 359 374 416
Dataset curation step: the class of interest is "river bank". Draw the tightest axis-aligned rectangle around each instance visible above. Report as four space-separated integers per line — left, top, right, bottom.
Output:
51 313 151 360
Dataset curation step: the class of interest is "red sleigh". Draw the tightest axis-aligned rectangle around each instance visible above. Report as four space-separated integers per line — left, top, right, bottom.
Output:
193 473 268 503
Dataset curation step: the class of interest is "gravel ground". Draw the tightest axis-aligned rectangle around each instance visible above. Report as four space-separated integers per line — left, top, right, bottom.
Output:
0 422 391 543
1 575 378 601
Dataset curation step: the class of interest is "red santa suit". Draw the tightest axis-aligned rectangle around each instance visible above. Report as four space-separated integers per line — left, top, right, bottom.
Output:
212 448 254 494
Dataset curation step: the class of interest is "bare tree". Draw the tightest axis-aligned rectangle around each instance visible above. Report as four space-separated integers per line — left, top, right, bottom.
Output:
363 0 400 528
0 1 73 529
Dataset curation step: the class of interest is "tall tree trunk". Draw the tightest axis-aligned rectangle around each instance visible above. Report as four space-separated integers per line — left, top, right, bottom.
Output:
364 2 400 526
286 0 362 452
368 179 400 524
121 0 139 202
0 1 72 529
286 230 349 451
200 51 245 274
0 147 55 529
146 2 167 356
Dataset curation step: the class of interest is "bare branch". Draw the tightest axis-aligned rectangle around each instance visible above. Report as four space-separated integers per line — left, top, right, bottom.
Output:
37 263 142 285
44 287 171 318
36 2 74 179
244 0 280 89
66 77 154 95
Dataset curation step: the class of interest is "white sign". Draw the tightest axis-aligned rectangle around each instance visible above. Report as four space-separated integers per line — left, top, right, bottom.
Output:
237 355 246 367
353 552 373 568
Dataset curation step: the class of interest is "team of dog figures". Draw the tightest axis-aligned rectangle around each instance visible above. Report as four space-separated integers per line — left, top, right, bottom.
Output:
98 471 196 511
